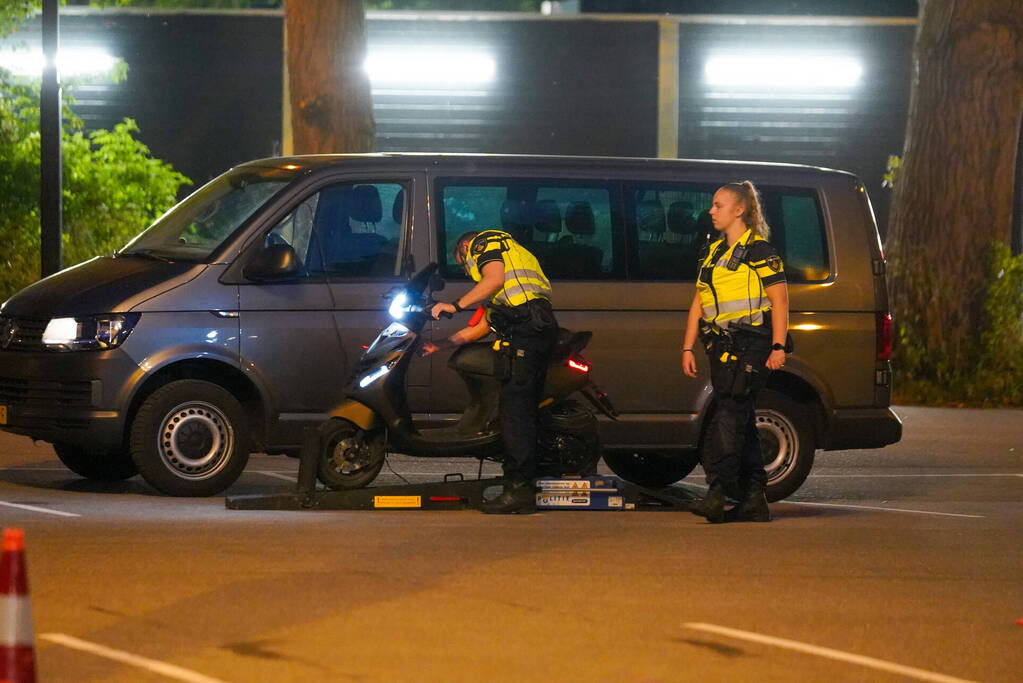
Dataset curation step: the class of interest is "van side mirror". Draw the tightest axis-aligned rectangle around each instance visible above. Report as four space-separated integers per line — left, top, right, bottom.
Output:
243 244 301 281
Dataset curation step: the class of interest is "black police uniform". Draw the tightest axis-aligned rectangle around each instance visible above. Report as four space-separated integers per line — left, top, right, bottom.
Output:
694 229 787 520
463 230 558 496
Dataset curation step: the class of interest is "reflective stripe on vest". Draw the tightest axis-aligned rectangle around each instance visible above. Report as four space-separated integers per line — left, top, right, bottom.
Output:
466 230 552 307
696 229 771 329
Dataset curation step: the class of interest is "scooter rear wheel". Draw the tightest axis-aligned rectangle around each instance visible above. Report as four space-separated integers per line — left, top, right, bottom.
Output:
316 419 386 490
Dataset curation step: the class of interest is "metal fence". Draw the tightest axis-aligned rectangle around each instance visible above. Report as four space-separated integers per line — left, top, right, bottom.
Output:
3 9 915 229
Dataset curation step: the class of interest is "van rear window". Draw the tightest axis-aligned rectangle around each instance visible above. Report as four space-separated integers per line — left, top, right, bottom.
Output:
626 183 830 283
436 178 623 280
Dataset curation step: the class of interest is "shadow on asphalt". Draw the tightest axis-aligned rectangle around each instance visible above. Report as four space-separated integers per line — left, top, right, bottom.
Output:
0 466 160 496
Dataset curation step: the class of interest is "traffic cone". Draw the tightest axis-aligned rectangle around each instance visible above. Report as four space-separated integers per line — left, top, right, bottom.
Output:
1 528 36 683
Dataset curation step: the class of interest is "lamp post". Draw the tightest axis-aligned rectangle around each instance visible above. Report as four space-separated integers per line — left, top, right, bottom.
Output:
40 0 62 277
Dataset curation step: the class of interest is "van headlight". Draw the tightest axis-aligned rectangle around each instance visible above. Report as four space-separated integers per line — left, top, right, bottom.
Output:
42 313 141 351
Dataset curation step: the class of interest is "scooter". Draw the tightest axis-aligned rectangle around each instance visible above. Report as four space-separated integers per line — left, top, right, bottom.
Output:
315 263 618 490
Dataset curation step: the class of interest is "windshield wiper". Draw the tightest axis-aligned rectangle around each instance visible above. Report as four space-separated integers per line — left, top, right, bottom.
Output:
117 248 175 263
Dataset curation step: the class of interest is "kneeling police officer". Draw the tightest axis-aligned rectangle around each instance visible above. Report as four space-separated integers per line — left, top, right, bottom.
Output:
426 229 557 514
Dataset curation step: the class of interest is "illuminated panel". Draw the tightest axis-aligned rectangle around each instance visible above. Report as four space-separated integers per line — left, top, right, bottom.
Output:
704 54 863 89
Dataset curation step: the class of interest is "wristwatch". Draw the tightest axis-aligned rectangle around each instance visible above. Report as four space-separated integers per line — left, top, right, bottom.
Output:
771 343 785 351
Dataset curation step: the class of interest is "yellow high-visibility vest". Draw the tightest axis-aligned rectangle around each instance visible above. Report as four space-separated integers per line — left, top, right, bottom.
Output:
465 230 552 307
696 229 785 329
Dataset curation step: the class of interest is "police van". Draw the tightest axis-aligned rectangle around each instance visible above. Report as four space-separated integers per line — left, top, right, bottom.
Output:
0 154 901 497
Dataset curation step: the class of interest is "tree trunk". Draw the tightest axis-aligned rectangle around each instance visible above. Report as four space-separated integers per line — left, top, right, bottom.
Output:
887 0 1023 359
284 0 375 154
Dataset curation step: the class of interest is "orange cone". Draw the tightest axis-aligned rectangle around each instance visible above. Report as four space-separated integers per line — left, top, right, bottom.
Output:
1 528 36 683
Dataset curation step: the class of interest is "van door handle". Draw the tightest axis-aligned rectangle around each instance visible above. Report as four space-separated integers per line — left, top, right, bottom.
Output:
211 310 239 318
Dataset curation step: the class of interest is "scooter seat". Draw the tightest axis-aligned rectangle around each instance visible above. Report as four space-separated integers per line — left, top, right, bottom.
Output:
551 328 592 361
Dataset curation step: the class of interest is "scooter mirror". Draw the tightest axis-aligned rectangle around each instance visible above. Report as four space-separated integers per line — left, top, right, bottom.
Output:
429 273 446 293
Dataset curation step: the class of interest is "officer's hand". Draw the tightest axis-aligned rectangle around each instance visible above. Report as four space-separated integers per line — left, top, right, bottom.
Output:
682 350 698 378
766 349 786 370
431 302 456 319
419 342 440 357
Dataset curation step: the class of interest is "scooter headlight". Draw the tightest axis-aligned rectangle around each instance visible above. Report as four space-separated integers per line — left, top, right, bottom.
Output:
388 292 410 320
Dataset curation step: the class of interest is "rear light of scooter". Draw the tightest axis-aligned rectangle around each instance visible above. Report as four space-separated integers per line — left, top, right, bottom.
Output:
876 312 893 360
568 358 590 373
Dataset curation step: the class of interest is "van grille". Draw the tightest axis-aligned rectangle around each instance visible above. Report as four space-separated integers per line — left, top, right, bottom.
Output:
0 316 47 352
0 377 94 407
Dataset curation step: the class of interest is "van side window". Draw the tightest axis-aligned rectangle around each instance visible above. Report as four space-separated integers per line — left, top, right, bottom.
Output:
626 184 830 283
437 178 621 280
265 181 406 279
628 185 712 280
769 192 829 282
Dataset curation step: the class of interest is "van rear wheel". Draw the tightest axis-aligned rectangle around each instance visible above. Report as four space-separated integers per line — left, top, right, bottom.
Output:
757 389 816 502
602 450 699 489
54 443 137 481
129 380 249 497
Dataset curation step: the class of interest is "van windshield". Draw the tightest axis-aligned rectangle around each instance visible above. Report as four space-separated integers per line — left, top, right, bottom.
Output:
117 166 299 262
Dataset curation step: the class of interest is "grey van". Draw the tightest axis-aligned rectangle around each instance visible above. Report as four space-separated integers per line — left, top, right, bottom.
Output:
0 154 901 497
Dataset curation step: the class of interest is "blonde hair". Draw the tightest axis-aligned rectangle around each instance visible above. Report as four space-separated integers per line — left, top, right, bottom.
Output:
721 181 770 240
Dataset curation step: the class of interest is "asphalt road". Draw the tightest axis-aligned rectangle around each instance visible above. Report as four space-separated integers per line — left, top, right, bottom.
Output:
0 406 1020 683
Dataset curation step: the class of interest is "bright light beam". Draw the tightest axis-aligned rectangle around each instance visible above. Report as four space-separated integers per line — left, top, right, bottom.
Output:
0 47 118 78
364 49 496 86
705 55 863 89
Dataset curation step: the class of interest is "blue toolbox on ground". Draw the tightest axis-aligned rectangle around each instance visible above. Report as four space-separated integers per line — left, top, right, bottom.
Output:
535 476 630 510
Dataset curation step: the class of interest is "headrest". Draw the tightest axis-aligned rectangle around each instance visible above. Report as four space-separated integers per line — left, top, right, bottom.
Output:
565 201 595 236
534 199 562 234
637 200 666 234
501 199 533 229
695 209 714 235
667 201 696 234
392 188 404 224
350 185 383 223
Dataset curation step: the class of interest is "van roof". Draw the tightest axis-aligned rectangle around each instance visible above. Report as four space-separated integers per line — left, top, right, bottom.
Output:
236 152 857 179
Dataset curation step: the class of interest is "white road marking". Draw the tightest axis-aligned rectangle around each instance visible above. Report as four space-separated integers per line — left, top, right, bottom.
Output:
809 473 1023 478
684 623 977 683
787 501 984 518
254 471 298 483
0 500 80 518
40 633 230 683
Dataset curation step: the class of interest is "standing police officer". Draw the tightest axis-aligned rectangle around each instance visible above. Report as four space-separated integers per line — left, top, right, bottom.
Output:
681 181 789 523
427 229 557 514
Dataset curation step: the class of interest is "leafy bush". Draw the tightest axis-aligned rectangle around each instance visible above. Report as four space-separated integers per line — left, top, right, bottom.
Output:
894 242 1023 406
0 72 191 302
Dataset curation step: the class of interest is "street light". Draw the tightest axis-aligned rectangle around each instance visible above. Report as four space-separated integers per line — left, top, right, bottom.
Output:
704 54 863 89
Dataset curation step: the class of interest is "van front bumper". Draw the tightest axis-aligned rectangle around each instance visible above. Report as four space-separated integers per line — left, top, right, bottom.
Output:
822 407 903 450
0 347 139 453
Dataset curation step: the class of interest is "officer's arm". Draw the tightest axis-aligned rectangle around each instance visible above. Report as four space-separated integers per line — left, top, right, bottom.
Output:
765 282 789 348
449 320 492 345
455 261 505 309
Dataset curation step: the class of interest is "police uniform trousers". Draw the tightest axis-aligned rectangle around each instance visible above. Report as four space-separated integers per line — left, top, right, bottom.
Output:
703 328 773 498
496 299 558 484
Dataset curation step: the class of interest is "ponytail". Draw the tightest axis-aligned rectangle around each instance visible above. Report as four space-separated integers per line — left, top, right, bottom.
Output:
722 181 770 240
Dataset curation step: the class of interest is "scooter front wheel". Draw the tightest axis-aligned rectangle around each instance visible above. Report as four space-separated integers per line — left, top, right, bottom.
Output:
316 418 386 490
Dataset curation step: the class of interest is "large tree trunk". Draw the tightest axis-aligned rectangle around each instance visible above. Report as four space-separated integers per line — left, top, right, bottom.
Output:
887 0 1023 358
284 0 375 154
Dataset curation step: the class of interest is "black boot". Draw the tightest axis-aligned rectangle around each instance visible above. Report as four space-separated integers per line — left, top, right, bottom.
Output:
724 483 771 523
481 480 537 515
688 484 727 523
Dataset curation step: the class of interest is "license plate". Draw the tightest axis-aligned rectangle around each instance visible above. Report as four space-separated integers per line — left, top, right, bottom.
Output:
0 405 7 425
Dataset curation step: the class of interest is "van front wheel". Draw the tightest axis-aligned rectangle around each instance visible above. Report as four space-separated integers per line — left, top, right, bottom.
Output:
756 389 816 502
129 380 249 497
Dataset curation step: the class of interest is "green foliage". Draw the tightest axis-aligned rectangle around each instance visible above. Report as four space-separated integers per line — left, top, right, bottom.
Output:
0 71 191 302
881 154 901 189
1 3 38 38
894 242 1023 406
